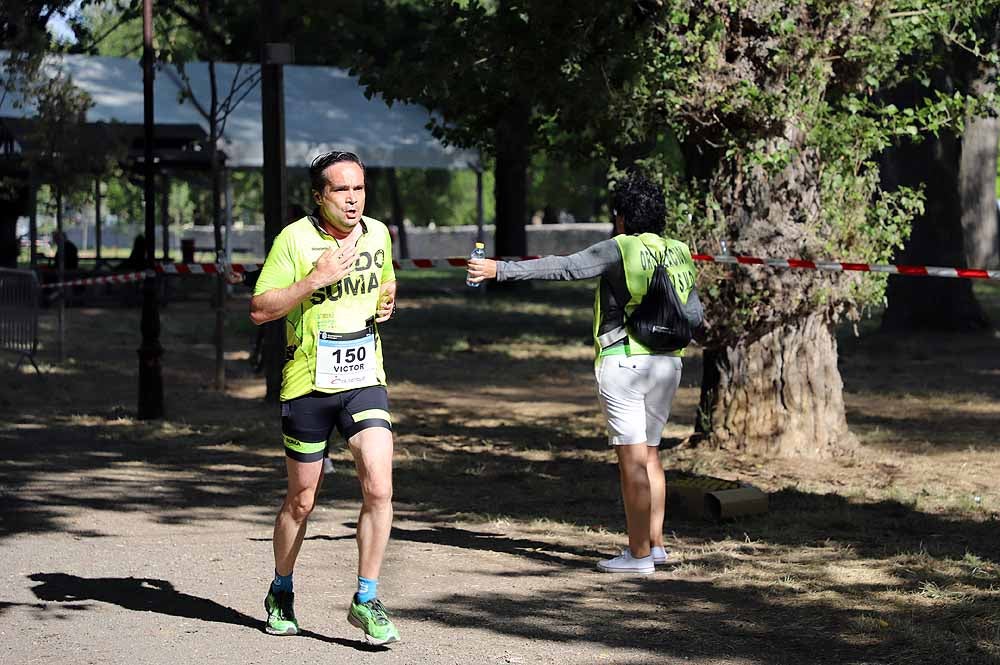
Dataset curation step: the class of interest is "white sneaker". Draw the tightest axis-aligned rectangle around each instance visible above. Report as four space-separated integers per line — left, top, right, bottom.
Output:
322 457 335 475
596 549 654 574
652 546 669 565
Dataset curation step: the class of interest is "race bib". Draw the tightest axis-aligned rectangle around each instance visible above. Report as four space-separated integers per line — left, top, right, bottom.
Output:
315 327 376 389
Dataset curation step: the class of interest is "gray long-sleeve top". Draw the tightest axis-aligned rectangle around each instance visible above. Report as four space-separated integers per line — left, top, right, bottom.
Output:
495 237 704 347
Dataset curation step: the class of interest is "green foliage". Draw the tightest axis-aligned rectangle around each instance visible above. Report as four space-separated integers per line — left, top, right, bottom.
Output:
585 0 1000 345
340 1 650 160
14 67 124 197
361 168 495 227
528 153 607 223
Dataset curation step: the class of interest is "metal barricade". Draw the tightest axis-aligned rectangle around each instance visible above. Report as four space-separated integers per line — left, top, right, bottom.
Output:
0 268 41 373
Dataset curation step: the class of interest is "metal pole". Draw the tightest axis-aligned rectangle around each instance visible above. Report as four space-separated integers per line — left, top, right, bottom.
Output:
475 162 485 246
94 177 102 264
56 188 64 363
224 167 233 267
138 0 164 419
160 173 170 261
28 177 37 269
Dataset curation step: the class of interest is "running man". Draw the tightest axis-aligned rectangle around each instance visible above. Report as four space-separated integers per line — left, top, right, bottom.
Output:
467 172 703 574
251 151 400 644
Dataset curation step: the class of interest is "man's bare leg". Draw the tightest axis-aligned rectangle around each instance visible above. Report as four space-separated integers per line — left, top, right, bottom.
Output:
266 457 323 635
348 427 394 580
344 427 400 644
273 458 324 575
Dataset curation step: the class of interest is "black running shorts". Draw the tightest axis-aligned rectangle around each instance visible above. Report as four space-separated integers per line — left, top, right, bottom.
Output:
280 386 391 462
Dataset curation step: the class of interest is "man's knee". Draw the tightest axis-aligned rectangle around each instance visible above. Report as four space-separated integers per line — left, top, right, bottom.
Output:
283 490 317 521
361 475 393 507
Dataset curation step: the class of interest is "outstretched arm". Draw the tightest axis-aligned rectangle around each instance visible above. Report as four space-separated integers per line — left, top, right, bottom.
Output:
467 238 620 284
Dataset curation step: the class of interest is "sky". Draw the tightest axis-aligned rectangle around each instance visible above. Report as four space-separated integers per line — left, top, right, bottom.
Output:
46 1 84 43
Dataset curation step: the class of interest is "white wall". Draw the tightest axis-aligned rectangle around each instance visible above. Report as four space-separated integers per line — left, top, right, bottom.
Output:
60 222 615 261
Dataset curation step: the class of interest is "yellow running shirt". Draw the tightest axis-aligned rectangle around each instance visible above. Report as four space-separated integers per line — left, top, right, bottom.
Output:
254 215 396 401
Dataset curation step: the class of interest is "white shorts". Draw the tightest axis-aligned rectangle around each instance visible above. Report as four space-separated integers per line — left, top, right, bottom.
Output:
595 354 682 446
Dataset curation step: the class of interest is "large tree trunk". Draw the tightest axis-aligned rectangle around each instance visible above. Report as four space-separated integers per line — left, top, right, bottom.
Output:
697 311 856 457
881 129 990 331
959 7 1000 270
959 116 999 270
693 125 858 457
493 104 530 257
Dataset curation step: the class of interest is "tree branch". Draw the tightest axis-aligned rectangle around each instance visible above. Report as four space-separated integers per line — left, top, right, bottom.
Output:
159 0 228 46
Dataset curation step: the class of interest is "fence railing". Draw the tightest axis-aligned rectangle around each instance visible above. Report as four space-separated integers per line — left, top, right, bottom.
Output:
0 268 40 373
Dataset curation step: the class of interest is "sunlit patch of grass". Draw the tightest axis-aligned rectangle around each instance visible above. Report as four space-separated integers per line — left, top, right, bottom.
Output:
884 485 918 509
952 492 988 515
67 413 135 427
851 612 892 636
916 580 971 602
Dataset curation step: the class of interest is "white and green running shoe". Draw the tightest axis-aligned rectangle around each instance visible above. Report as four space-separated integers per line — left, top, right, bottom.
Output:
347 597 400 645
264 589 299 635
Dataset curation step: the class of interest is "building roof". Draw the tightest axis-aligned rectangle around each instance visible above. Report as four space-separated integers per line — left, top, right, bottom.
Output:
0 51 475 170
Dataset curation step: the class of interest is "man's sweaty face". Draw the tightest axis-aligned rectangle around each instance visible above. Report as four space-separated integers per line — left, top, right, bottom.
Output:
316 162 366 233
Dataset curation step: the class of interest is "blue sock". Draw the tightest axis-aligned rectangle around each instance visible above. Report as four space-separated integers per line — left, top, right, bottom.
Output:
271 570 293 593
356 576 377 603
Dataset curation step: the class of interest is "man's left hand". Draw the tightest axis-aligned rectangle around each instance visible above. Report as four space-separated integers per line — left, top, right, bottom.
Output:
376 280 397 323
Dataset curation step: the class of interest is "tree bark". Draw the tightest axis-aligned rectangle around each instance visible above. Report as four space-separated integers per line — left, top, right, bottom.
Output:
958 116 999 269
881 129 990 331
692 125 858 457
697 311 856 457
493 104 530 257
207 59 227 392
260 0 288 404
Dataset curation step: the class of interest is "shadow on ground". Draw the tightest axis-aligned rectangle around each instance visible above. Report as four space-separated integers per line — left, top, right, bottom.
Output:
16 573 382 652
3 285 998 664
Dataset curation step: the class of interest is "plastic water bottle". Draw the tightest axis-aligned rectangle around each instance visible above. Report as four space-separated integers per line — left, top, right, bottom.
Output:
466 242 486 287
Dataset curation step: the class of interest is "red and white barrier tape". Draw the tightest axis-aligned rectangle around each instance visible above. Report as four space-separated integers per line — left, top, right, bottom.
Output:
394 254 1000 280
155 262 262 275
37 253 1000 289
40 271 148 289
40 262 261 288
690 254 1000 280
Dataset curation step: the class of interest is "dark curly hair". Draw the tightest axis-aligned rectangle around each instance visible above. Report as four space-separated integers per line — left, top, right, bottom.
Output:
309 151 366 194
612 172 666 236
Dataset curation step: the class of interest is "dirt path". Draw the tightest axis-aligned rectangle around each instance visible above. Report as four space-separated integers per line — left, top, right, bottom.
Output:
3 290 999 665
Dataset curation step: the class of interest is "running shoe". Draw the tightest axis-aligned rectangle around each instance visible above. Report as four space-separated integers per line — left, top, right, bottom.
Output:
652 545 670 565
264 588 299 635
596 549 655 574
347 597 400 645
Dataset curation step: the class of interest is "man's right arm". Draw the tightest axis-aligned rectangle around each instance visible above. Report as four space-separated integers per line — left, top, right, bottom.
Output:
250 242 357 325
250 276 324 325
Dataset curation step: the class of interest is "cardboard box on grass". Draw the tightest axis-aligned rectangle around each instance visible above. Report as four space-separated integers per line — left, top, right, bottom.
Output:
666 471 768 521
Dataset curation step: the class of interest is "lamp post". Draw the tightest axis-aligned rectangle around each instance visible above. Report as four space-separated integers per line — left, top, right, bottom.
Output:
138 0 164 419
